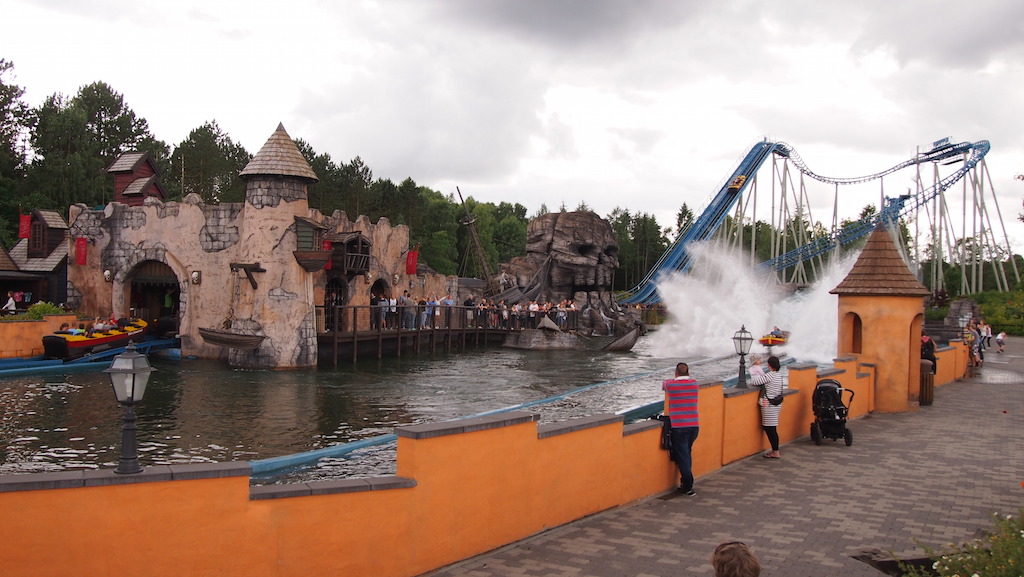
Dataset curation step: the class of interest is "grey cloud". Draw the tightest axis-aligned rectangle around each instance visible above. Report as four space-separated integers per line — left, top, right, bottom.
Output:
852 1 1024 69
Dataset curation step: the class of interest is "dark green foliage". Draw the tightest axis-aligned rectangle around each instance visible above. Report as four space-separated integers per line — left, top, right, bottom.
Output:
0 59 29 246
168 121 249 202
26 82 168 209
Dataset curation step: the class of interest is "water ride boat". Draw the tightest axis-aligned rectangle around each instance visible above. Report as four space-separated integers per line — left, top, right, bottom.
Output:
42 319 148 360
759 330 789 347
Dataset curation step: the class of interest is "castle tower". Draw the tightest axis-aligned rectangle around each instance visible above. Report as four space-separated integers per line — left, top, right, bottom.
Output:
229 123 319 368
830 224 930 412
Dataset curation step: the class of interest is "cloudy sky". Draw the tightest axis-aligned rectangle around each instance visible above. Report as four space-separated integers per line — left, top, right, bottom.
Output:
4 0 1024 246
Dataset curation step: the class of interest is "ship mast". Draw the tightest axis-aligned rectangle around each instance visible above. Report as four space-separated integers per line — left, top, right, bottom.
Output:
457 187 501 298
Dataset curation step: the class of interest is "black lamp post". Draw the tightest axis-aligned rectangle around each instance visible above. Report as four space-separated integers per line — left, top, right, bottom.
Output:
732 325 753 388
104 342 156 474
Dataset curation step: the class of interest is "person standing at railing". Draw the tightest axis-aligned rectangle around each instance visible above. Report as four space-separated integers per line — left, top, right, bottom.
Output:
750 355 784 459
369 292 381 330
387 295 398 329
442 294 455 328
662 362 699 496
464 294 476 328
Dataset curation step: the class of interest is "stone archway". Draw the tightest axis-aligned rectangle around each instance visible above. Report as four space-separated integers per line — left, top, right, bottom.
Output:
125 260 181 335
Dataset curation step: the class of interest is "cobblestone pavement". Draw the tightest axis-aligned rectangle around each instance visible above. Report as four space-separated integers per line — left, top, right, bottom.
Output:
424 339 1024 577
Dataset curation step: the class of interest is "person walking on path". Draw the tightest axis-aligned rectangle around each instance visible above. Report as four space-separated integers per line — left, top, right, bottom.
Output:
750 355 784 458
662 362 699 496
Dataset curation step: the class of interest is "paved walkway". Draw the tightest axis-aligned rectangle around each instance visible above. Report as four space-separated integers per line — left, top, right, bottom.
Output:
426 339 1024 577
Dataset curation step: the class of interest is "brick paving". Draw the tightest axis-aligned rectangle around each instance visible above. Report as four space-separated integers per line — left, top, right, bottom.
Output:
425 339 1024 577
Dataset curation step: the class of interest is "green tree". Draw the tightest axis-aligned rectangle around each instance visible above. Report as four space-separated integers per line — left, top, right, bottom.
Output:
26 82 166 208
168 121 250 203
675 202 694 239
295 138 343 214
492 201 528 263
631 212 669 286
339 156 374 218
0 59 29 245
608 207 637 290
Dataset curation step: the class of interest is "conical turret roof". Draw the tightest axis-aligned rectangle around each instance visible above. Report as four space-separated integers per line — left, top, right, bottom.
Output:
240 123 318 183
830 224 930 297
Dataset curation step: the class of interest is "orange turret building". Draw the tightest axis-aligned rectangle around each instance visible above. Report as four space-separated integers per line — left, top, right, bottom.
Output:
831 224 931 412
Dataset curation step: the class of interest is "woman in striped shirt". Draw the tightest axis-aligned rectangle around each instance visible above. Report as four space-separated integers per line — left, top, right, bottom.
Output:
750 355 784 459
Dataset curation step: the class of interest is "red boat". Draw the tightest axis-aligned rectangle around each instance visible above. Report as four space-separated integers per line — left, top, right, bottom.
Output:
42 319 148 360
759 331 789 347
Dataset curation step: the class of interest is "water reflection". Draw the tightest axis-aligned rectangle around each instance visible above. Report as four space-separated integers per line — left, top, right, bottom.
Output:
0 337 739 477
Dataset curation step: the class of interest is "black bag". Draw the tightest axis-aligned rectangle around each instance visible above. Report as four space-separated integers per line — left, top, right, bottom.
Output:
654 415 673 452
769 394 784 406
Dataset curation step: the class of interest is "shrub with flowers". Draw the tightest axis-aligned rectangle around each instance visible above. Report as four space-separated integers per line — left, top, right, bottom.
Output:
899 509 1023 577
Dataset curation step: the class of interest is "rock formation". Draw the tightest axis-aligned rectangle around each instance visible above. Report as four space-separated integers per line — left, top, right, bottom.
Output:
502 211 636 335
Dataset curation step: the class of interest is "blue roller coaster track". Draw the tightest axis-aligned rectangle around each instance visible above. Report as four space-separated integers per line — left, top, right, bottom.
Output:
620 138 990 304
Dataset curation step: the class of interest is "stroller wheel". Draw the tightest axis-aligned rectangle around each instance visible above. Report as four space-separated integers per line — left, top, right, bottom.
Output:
810 422 823 446
844 428 853 446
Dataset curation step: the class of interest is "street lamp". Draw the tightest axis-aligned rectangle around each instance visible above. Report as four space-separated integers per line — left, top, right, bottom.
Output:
958 314 971 339
104 342 156 474
732 325 753 389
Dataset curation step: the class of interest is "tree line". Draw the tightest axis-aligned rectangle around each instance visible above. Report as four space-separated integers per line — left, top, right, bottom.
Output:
0 59 676 289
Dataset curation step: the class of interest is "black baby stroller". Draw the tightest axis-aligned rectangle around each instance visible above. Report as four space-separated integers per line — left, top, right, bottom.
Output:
810 379 855 446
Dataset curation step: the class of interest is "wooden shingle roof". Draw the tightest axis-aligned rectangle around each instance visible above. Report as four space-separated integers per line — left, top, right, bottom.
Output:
122 175 163 196
830 224 930 297
107 152 150 173
9 238 68 273
239 123 318 183
35 210 68 230
0 244 18 271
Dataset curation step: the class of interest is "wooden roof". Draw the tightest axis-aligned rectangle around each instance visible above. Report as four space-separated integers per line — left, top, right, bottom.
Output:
830 224 930 297
107 152 151 173
9 238 68 273
122 175 166 196
239 123 318 183
0 244 18 271
34 209 69 230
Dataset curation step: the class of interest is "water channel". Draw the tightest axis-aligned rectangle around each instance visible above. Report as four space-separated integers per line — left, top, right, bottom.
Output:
0 245 845 482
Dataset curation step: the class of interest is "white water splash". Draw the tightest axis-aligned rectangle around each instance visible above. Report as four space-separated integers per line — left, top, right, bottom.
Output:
647 243 856 364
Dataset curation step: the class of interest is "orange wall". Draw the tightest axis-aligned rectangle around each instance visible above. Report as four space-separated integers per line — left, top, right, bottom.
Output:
0 314 79 358
0 356 966 577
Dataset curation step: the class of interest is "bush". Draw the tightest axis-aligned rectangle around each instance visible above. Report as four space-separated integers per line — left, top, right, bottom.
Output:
898 508 1024 577
21 301 65 320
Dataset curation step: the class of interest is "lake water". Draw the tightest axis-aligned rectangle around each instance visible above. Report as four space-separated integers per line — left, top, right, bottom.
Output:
0 334 745 479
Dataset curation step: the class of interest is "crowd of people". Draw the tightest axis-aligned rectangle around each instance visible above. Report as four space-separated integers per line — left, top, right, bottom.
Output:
364 292 581 332
963 318 1006 368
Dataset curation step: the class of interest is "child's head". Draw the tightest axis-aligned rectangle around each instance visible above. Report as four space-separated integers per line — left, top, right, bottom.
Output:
711 541 761 577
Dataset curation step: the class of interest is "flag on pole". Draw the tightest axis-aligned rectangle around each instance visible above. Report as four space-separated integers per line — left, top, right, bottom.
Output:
75 237 88 265
322 241 332 270
18 215 30 239
405 246 419 275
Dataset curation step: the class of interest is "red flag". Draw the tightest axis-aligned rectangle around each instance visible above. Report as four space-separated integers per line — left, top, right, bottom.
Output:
322 240 332 270
18 215 30 239
75 237 88 265
405 248 418 275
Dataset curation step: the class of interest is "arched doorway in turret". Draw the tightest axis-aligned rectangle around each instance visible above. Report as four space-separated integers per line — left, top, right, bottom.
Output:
126 260 180 334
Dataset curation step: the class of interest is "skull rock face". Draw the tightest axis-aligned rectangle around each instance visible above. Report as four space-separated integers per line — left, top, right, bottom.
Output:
506 211 630 334
545 214 619 295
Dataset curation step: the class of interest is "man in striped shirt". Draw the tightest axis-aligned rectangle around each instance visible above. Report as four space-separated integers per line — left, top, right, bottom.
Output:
663 362 699 496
